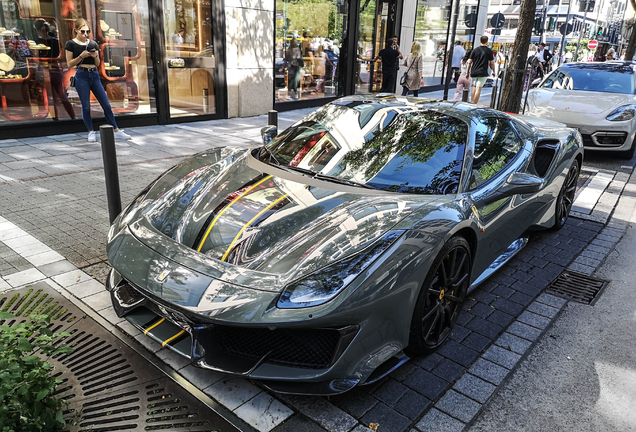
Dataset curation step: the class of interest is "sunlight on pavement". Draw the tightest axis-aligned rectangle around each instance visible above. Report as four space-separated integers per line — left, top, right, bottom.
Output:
595 361 636 430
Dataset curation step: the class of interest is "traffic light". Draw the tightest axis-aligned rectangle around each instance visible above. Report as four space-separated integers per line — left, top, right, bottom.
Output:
597 26 603 36
534 17 544 34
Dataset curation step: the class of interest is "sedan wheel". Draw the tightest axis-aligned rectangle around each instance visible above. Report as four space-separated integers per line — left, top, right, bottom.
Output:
554 162 579 230
407 237 471 355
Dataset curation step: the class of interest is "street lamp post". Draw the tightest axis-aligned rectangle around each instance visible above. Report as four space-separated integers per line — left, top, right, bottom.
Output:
558 0 573 65
575 0 591 61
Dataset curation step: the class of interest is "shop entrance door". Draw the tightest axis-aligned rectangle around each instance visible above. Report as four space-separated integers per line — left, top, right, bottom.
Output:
162 0 217 118
356 0 398 94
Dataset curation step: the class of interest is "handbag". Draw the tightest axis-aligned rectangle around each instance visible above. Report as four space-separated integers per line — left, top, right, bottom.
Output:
400 56 417 86
69 57 83 89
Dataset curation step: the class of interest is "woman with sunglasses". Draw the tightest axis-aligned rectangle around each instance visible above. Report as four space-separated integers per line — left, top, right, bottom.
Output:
65 18 131 142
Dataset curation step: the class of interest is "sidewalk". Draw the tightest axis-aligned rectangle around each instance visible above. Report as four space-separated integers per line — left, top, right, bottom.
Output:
0 93 631 432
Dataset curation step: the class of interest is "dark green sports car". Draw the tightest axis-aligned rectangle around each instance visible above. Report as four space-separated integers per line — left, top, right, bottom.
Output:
106 96 583 395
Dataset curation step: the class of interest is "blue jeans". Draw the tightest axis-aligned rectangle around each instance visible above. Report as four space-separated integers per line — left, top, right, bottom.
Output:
74 68 118 131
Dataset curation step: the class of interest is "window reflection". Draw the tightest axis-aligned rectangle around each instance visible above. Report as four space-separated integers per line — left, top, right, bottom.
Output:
274 0 346 103
470 117 521 189
0 0 155 123
265 101 469 195
541 64 635 94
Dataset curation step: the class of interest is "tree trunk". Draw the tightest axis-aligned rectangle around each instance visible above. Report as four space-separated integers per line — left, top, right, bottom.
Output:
625 21 636 60
500 0 537 113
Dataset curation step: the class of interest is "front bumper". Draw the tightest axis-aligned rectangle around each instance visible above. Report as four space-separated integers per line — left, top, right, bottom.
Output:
107 268 396 395
565 120 634 153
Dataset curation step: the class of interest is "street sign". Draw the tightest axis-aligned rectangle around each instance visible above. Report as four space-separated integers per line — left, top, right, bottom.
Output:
464 12 477 28
491 13 506 29
491 28 502 36
588 40 598 49
559 22 573 36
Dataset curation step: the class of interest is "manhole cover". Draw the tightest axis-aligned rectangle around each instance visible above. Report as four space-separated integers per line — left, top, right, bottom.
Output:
545 270 609 305
0 283 240 432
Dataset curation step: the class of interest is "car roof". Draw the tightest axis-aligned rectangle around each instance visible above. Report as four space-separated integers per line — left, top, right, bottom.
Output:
561 61 636 71
331 95 502 124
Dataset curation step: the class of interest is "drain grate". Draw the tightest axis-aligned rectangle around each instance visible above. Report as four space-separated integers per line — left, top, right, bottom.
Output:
545 270 609 305
0 283 239 432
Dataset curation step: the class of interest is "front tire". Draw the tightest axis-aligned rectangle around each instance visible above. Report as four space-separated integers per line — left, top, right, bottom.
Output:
553 161 579 230
407 237 471 356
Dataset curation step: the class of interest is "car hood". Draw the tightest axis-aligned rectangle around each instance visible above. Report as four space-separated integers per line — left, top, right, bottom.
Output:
111 147 442 291
527 89 636 116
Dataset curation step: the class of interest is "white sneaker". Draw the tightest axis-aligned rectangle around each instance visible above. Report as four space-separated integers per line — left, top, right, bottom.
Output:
114 129 132 140
88 131 97 142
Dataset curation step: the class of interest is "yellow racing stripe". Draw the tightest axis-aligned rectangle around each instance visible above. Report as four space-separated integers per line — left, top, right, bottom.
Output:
144 318 165 335
221 194 289 261
197 175 273 252
162 330 186 347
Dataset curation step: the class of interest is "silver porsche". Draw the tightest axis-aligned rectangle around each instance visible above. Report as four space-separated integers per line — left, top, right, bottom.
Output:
525 61 636 159
106 96 582 395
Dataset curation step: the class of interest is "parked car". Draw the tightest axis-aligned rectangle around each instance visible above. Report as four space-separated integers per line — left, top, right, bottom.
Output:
106 95 582 395
525 61 636 159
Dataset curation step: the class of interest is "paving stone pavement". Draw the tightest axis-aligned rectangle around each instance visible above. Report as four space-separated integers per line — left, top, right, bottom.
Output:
0 109 634 432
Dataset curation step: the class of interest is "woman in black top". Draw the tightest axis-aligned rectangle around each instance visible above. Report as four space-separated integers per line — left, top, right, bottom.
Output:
65 18 131 142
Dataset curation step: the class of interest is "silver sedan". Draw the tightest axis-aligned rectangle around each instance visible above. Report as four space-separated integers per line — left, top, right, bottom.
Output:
525 61 636 159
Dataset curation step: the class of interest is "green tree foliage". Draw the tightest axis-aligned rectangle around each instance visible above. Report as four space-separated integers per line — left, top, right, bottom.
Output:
0 312 73 432
277 0 334 38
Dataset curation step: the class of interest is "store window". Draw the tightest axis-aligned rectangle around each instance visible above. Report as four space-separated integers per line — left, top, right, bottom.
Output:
0 0 155 124
163 0 216 117
414 0 452 86
274 0 347 103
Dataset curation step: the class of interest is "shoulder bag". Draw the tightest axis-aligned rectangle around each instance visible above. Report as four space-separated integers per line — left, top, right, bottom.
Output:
400 56 417 86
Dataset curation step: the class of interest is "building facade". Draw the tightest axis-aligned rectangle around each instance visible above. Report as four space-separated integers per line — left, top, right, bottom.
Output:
0 0 516 138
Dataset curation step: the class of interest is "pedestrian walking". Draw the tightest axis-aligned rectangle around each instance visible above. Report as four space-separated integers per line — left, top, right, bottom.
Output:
400 41 423 97
65 18 131 142
285 37 304 100
375 38 402 93
466 35 494 104
451 40 465 82
453 49 472 101
535 43 553 77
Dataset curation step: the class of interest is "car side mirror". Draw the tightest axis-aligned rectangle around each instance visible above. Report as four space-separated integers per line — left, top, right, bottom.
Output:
499 172 543 196
531 78 541 89
261 126 278 145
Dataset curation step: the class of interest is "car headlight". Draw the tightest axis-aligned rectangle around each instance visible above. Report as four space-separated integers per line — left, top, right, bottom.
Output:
606 105 636 121
277 230 404 309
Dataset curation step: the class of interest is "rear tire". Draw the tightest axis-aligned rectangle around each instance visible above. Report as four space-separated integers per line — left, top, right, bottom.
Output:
553 161 579 230
406 237 471 356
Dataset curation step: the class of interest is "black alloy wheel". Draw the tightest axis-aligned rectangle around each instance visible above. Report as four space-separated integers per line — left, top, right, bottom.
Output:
554 162 579 230
407 237 471 355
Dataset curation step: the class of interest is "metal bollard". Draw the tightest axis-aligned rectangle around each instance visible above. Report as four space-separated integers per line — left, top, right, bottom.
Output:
490 82 498 108
462 88 469 102
100 124 122 225
268 110 278 128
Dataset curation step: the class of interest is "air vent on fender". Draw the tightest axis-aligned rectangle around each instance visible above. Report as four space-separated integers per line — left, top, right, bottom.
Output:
533 140 558 178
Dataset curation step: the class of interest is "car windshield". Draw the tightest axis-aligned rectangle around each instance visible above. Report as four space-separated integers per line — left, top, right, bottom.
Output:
261 105 468 195
539 64 636 94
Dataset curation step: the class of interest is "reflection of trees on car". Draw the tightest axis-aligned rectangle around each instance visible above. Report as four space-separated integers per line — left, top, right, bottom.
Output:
340 112 467 194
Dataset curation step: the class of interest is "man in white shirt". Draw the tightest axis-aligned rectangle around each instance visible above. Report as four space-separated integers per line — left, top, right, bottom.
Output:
451 40 465 82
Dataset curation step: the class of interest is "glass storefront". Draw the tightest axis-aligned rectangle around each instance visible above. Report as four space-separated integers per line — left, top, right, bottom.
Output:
163 0 216 117
0 0 155 124
274 0 347 103
413 0 479 87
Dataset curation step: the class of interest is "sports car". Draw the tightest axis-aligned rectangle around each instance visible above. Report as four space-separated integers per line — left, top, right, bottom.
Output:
525 61 636 159
106 95 582 395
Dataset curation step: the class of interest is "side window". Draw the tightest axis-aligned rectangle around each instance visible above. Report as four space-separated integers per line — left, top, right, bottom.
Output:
470 118 522 190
